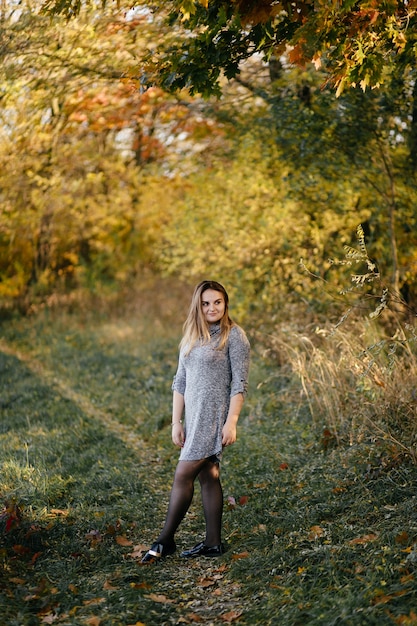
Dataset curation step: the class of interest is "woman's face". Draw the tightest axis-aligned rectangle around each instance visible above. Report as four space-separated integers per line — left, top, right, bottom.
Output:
201 289 226 324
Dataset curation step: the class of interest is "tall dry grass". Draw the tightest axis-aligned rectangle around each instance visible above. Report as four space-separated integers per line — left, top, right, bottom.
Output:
267 318 417 462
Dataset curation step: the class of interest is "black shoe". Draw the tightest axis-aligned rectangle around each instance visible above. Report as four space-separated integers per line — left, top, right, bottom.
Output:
141 541 176 564
180 541 226 558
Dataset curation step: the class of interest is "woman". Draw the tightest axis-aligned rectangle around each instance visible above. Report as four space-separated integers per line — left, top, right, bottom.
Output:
141 280 250 562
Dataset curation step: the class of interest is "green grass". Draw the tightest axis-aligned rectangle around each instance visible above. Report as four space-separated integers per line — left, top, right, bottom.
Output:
1 298 417 625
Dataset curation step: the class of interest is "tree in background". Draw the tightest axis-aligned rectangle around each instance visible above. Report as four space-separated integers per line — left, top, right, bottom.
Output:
37 0 417 312
0 1 224 306
1 0 416 319
43 1 417 96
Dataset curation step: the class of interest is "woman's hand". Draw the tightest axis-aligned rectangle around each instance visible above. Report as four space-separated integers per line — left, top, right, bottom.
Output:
172 422 185 447
222 423 237 447
222 393 243 446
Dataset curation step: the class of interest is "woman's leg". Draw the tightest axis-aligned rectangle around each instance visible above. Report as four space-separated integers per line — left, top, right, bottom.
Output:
156 458 207 545
198 460 223 547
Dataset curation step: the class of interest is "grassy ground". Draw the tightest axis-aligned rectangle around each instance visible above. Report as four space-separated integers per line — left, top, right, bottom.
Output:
1 291 417 625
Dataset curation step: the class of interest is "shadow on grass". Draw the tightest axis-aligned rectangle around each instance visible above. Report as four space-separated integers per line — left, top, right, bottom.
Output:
0 349 181 625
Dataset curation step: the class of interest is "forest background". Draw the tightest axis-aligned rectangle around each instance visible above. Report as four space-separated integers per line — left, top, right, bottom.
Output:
1 1 417 624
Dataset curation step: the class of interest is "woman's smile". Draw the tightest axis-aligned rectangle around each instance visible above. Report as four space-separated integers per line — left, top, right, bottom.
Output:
201 289 226 324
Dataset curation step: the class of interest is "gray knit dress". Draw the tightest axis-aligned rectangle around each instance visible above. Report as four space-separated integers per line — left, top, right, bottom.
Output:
172 323 250 462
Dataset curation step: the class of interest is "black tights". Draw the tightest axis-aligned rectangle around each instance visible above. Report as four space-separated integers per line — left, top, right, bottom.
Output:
156 458 223 547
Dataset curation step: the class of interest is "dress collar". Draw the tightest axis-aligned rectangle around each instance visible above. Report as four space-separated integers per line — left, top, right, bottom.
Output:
209 322 221 337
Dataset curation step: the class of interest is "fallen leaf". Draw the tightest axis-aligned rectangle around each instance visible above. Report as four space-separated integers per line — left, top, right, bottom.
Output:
103 580 118 590
279 463 289 470
49 509 69 517
372 590 407 605
83 597 106 606
308 525 325 540
256 524 267 532
239 496 248 506
31 551 43 565
128 544 149 559
85 530 102 544
144 593 175 604
9 577 26 584
24 593 40 601
213 564 228 573
349 533 378 545
184 613 204 622
198 576 216 588
231 551 249 560
221 610 243 623
85 617 101 626
130 581 151 590
116 535 133 546
227 496 236 509
400 574 414 584
13 544 30 555
40 613 59 624
395 531 409 545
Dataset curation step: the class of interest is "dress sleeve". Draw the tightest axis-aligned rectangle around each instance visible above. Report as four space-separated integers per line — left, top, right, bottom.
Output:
172 353 186 395
228 326 250 398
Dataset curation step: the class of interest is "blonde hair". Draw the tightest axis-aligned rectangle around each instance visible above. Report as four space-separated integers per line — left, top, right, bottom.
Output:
180 280 234 354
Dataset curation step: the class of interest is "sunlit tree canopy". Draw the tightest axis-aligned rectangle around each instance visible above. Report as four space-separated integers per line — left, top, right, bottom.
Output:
42 0 417 96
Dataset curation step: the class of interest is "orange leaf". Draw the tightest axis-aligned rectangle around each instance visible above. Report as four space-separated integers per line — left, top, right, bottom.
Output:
128 544 149 559
198 576 216 588
85 618 101 626
372 590 407 605
349 533 378 545
184 613 204 622
279 463 289 470
287 44 306 66
31 551 42 565
231 551 249 560
116 535 133 546
400 574 414 584
308 525 325 540
130 582 151 590
213 564 229 573
373 374 386 387
49 509 69 517
103 580 118 590
144 593 175 604
13 544 30 555
239 496 248 506
221 610 243 623
83 597 105 606
395 531 409 545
